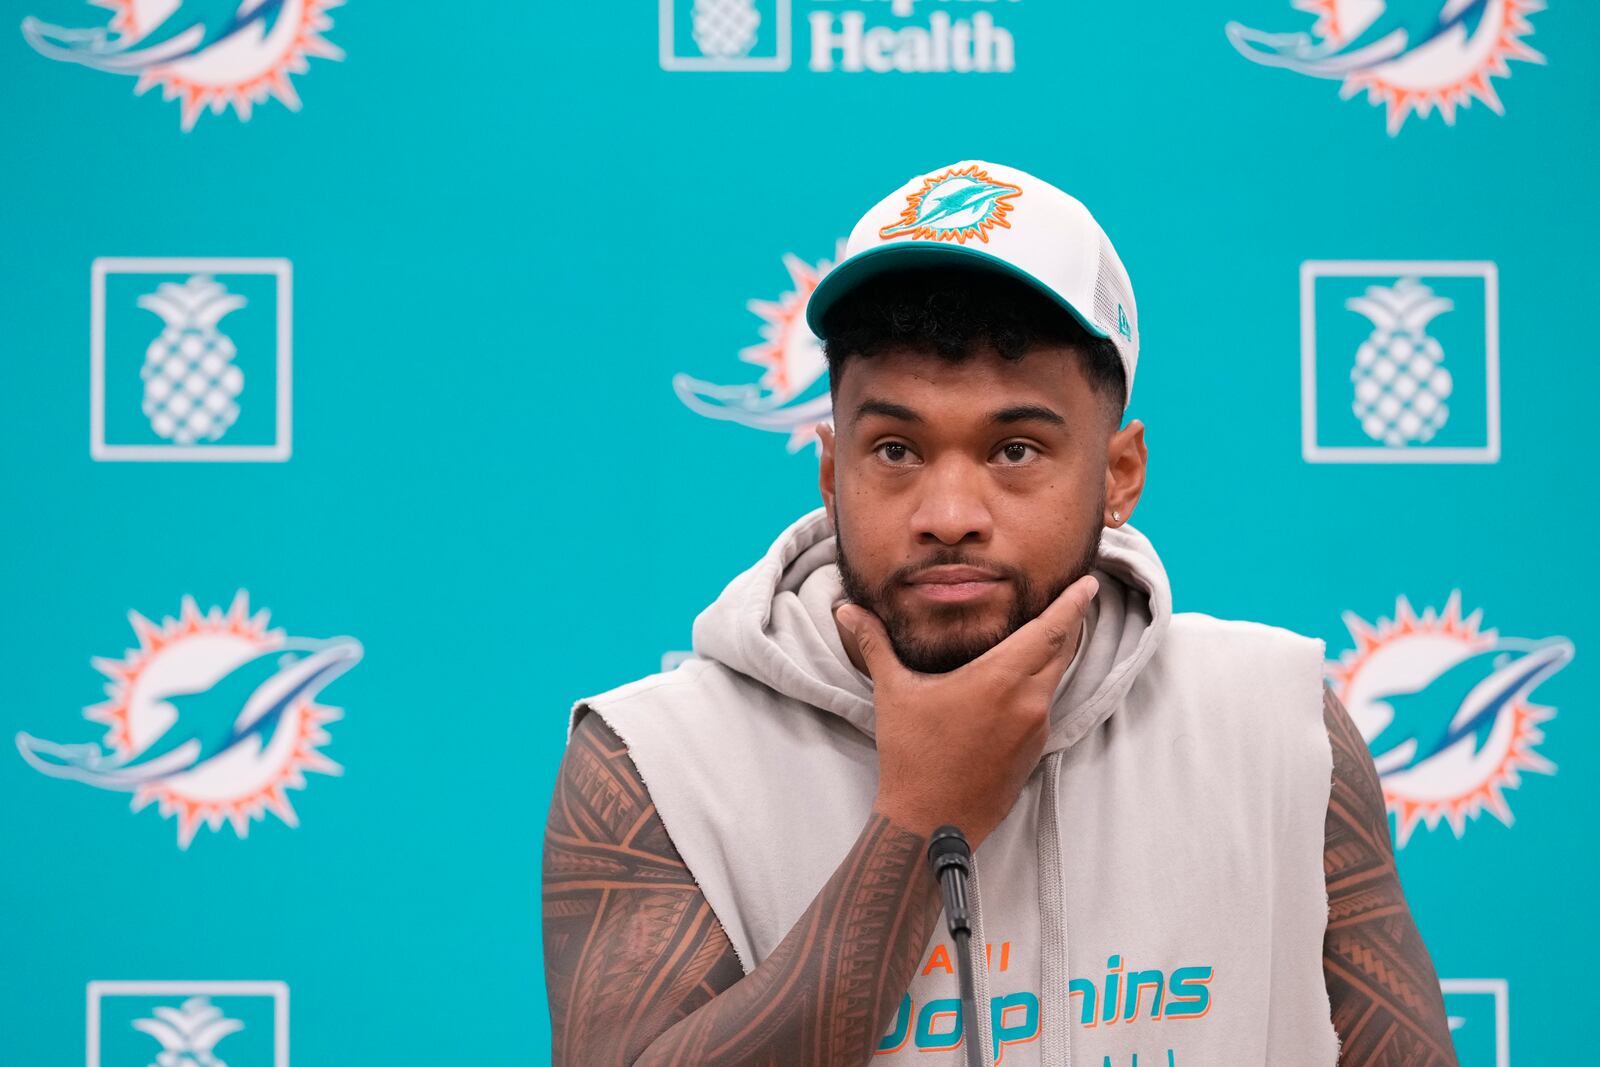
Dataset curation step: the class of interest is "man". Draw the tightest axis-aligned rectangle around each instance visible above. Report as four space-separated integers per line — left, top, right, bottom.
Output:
542 161 1456 1066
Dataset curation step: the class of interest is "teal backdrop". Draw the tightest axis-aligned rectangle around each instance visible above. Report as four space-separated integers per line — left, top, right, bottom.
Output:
2 1 1594 1063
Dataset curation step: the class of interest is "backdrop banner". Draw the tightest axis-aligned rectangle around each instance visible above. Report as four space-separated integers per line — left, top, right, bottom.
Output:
2 2 1593 1064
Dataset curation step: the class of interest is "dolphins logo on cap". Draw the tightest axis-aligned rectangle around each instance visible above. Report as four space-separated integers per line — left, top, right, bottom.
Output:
879 165 1023 245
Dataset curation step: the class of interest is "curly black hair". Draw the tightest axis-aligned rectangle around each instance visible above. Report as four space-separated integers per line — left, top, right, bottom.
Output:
818 267 1126 415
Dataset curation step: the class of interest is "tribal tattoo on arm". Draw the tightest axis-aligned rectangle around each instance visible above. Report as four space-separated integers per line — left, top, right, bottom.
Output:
1321 687 1459 1066
542 712 943 1067
542 713 744 1064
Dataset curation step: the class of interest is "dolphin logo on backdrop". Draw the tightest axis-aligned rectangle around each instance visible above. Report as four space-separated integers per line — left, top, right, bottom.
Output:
1327 593 1572 846
1226 0 1545 134
21 0 344 129
16 592 361 847
673 244 843 454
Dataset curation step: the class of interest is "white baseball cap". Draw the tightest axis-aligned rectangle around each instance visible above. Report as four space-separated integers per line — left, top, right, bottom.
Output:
805 160 1140 405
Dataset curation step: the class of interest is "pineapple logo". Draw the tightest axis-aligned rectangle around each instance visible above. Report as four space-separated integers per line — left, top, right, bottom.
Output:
93 257 291 462
90 982 287 1067
132 996 243 1067
692 0 762 58
673 243 843 453
138 275 247 446
1327 594 1573 847
15 592 361 848
1347 276 1453 447
1227 0 1545 135
660 0 790 71
1301 260 1499 463
21 0 343 130
879 164 1023 246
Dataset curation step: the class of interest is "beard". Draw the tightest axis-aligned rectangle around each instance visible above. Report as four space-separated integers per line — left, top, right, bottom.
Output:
835 512 1104 675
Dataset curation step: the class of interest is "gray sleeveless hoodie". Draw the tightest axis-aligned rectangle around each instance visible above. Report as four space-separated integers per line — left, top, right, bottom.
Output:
570 508 1341 1066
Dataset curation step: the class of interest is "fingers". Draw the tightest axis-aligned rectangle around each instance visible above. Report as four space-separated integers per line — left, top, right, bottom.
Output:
980 574 1099 678
834 603 901 683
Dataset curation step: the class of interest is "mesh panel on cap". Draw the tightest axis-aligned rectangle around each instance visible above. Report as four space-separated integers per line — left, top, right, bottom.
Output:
1092 233 1136 348
1091 232 1138 402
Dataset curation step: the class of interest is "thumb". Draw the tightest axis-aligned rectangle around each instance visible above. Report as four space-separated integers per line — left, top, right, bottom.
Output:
983 573 1099 679
834 603 900 681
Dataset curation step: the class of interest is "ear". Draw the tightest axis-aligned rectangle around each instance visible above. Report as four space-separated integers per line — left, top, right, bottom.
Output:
1104 418 1147 528
816 421 838 529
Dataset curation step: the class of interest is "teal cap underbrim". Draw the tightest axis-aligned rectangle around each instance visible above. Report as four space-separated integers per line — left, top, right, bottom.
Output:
804 241 1112 343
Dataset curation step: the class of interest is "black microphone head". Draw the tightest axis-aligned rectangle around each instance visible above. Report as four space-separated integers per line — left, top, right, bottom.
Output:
927 824 972 874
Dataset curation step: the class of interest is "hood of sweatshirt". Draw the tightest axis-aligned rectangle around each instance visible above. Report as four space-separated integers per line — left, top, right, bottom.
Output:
691 506 1172 757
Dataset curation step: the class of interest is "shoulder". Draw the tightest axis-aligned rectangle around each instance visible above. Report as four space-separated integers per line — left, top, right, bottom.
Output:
568 658 711 726
1142 613 1331 752
544 711 709 916
1157 612 1326 694
568 657 759 735
570 658 852 775
1320 686 1390 832
548 710 653 837
1167 610 1325 658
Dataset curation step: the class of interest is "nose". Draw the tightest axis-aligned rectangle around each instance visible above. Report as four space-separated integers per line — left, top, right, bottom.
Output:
909 455 993 546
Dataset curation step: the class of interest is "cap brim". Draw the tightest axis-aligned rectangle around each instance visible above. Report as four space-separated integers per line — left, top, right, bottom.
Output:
804 242 1111 342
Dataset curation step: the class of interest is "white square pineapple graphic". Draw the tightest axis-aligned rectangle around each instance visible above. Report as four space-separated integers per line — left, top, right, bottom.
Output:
87 981 288 1067
1301 261 1500 464
660 0 791 70
92 258 291 462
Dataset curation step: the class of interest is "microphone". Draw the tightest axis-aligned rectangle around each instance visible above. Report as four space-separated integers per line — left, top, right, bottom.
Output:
927 826 984 1067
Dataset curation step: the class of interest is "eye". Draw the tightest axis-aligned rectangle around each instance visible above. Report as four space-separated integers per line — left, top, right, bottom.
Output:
996 442 1040 465
873 441 917 465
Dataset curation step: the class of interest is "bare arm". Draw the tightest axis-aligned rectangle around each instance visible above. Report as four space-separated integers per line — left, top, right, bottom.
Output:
1321 688 1458 1066
542 712 941 1066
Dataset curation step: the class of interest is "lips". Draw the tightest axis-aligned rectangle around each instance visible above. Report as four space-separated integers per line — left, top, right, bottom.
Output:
907 565 1004 585
905 565 1005 604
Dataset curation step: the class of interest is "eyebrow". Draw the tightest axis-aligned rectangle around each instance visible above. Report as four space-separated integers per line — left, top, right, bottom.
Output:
852 398 1067 428
854 398 924 423
988 404 1067 427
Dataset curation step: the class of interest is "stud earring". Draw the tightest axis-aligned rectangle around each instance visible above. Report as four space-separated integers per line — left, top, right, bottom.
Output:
1111 510 1122 524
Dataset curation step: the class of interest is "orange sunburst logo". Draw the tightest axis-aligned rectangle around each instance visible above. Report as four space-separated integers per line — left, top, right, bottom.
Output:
1227 1 1545 135
672 244 843 453
15 592 362 848
22 0 344 130
1327 593 1572 847
879 165 1023 245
